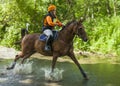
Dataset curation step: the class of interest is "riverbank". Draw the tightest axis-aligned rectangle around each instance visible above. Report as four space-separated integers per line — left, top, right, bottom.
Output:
0 46 119 64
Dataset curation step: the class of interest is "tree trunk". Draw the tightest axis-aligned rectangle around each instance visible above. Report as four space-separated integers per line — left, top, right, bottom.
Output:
106 0 111 16
113 0 117 16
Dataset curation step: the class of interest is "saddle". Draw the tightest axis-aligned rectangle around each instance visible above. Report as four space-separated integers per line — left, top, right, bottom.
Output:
39 31 58 41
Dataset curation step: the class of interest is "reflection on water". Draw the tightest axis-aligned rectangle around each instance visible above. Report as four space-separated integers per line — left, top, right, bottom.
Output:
0 58 120 86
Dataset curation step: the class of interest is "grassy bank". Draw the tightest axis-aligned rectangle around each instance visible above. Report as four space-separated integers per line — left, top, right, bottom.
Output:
74 16 120 56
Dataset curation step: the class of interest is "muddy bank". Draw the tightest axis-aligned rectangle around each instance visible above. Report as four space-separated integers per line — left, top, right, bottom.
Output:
0 46 119 64
0 46 18 59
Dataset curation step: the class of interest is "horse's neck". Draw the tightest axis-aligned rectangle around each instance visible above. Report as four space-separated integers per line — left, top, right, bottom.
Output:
58 26 75 44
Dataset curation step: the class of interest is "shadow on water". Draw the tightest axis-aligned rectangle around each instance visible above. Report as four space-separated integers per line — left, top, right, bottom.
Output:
0 58 120 86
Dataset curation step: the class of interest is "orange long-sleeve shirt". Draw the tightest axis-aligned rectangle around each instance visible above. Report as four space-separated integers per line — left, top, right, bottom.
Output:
44 16 63 27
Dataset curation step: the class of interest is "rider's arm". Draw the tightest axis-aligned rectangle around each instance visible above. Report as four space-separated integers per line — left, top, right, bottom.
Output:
46 16 56 26
56 19 63 27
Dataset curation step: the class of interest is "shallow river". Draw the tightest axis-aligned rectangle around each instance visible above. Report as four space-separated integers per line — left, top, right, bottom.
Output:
0 58 120 86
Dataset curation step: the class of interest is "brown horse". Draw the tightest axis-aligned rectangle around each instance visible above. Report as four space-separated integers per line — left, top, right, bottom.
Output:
7 20 88 79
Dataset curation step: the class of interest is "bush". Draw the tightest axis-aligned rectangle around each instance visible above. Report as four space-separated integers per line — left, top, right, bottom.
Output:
75 16 120 56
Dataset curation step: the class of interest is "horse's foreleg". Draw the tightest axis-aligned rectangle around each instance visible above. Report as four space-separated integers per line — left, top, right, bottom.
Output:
51 55 58 72
68 52 88 80
50 55 58 78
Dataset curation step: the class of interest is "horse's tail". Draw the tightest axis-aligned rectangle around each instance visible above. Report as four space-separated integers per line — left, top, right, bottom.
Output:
14 28 29 44
21 28 29 39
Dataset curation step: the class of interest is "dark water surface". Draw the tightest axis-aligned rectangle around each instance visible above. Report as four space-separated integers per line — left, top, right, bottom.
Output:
0 58 120 86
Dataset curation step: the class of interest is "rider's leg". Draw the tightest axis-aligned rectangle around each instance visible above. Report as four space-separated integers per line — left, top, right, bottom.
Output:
43 29 53 51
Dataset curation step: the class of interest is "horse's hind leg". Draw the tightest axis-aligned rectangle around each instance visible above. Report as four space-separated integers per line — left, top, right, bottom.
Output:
7 52 24 70
21 51 35 64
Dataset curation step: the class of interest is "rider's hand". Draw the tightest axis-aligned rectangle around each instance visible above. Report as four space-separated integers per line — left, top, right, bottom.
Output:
55 23 59 26
56 22 63 27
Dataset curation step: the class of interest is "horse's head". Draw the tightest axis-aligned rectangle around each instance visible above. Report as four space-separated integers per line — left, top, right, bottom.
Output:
60 20 88 42
74 20 88 42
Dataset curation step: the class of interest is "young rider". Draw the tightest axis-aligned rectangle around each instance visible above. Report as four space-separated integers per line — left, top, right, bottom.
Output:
42 4 63 51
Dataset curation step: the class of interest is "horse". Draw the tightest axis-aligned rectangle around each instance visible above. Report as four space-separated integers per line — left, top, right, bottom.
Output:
7 19 88 79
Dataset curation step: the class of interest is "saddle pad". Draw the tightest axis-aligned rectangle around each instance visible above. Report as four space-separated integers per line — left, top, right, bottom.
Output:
39 34 47 41
52 31 58 40
39 31 58 41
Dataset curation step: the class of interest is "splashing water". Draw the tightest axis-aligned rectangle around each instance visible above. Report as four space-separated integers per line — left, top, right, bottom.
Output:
41 67 64 81
13 62 33 74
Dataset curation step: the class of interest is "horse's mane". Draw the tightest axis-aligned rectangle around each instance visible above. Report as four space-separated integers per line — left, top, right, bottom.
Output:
65 20 76 27
60 20 76 31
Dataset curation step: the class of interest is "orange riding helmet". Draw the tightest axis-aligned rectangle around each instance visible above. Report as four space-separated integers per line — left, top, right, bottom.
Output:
48 5 56 12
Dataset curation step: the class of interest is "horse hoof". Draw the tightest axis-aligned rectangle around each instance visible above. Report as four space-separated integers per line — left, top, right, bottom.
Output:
84 76 89 80
0 73 5 75
6 67 13 70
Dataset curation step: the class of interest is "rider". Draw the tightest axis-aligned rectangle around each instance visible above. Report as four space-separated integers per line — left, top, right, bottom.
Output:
42 4 63 51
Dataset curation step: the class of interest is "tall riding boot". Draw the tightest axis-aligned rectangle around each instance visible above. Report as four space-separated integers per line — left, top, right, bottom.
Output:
45 36 51 51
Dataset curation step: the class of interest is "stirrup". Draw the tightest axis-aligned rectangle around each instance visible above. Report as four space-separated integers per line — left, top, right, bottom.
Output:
45 45 51 51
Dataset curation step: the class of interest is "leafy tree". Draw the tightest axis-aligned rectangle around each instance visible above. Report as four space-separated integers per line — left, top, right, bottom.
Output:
0 0 120 56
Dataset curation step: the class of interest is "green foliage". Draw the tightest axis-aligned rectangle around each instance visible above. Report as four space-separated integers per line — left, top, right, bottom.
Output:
79 16 120 55
0 0 120 56
0 26 21 49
